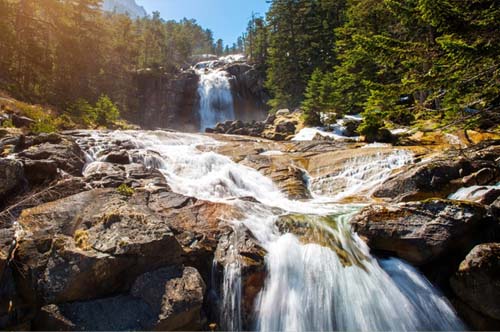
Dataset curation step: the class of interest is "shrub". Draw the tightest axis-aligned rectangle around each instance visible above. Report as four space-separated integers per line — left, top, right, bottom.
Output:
117 183 134 197
30 118 57 134
74 229 91 251
94 95 120 126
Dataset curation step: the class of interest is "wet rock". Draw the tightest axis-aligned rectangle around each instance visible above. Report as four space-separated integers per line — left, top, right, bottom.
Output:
451 298 500 331
0 158 24 203
350 199 487 265
450 243 500 320
374 158 472 202
213 227 266 330
374 142 500 202
103 150 130 164
131 266 206 331
241 155 311 199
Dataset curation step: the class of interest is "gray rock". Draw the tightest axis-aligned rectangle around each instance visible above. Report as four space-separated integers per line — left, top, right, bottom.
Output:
350 199 487 265
131 266 206 331
34 296 154 331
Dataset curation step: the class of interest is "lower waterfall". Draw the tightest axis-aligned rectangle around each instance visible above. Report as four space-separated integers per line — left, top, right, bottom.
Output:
79 130 465 332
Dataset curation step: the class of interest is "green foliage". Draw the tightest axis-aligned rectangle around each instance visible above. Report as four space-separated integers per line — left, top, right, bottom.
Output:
302 69 339 126
0 1 217 117
358 109 385 138
65 95 120 127
94 95 120 126
117 183 135 197
264 0 348 110
30 118 57 134
67 99 96 126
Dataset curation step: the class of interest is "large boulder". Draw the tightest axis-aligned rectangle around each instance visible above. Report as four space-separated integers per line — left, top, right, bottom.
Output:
18 134 85 176
34 295 155 331
33 266 206 331
16 189 185 304
350 199 487 265
12 185 237 324
131 266 206 331
450 243 500 321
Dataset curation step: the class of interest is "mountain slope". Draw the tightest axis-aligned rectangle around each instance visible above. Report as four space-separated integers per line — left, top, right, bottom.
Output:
102 0 147 19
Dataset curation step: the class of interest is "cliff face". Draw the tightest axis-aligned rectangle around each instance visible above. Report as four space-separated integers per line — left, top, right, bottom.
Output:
226 63 269 123
102 0 147 18
129 70 200 131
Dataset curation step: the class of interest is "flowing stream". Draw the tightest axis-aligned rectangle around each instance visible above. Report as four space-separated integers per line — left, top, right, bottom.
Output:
79 130 465 332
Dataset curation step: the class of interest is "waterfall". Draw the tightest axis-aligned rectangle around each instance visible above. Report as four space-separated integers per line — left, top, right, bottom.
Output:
78 130 465 332
195 60 236 131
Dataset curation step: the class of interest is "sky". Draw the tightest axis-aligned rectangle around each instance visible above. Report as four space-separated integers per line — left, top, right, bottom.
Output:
136 0 270 46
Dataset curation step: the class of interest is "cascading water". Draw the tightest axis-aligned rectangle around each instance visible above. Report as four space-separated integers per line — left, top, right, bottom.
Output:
195 58 236 131
78 130 465 332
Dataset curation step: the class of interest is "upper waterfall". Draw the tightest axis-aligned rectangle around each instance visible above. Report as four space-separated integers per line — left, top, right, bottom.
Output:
194 55 245 131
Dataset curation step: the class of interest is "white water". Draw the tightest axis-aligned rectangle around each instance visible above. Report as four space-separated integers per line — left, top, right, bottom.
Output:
310 150 413 201
78 130 464 332
449 183 500 202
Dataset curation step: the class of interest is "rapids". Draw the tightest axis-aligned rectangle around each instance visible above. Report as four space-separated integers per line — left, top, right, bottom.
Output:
78 130 465 332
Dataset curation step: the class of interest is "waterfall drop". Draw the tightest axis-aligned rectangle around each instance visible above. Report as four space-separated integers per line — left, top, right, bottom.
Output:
195 57 238 131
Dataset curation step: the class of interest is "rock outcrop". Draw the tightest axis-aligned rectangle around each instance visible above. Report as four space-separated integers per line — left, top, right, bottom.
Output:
350 199 488 266
450 243 500 322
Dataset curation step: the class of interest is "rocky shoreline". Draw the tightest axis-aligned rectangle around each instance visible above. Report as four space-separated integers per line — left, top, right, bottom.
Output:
1 127 499 330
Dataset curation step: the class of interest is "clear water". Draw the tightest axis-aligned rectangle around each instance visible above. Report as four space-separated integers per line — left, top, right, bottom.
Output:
79 130 465 332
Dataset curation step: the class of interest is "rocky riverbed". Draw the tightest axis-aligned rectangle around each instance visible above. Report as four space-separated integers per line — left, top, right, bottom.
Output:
0 127 499 330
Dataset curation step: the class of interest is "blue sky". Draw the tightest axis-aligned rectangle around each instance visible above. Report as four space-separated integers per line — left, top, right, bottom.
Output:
136 0 270 46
